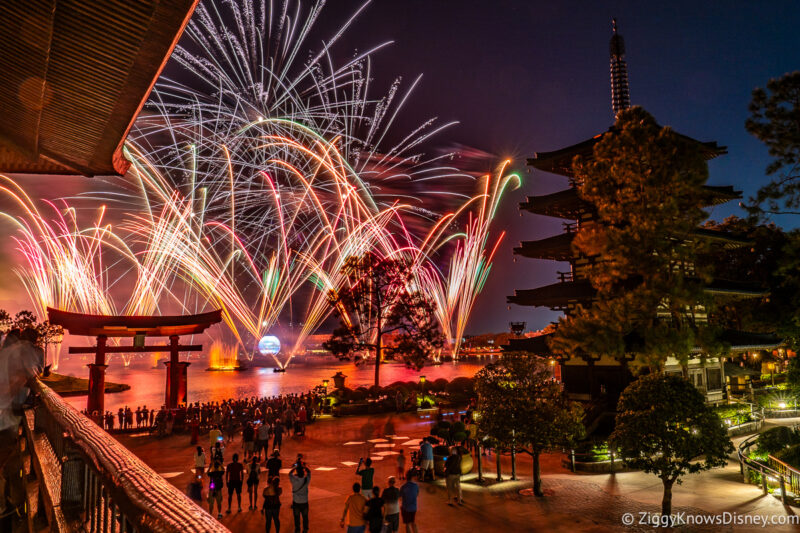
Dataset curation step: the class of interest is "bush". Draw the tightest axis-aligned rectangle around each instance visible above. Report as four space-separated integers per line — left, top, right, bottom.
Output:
712 404 753 426
350 389 366 402
445 377 474 396
757 426 800 455
431 378 449 392
776 444 800 469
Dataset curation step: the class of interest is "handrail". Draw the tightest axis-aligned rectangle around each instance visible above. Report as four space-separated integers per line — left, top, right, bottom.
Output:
27 379 230 533
736 425 800 503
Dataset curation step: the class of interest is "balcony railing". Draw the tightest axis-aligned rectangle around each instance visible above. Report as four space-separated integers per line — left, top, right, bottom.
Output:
20 380 230 533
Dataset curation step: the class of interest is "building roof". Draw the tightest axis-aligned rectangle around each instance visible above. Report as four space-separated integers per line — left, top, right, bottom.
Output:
509 277 767 309
508 279 594 309
0 1 198 176
47 307 221 337
503 330 780 357
520 185 742 220
527 128 727 178
515 227 752 262
718 329 782 353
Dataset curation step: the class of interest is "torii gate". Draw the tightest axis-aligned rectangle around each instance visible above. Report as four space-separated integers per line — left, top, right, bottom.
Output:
47 307 222 416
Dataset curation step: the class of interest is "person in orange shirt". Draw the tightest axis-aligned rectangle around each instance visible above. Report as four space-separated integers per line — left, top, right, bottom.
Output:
340 482 367 533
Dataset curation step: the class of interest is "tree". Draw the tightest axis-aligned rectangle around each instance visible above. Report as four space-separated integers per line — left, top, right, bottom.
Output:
610 373 732 517
702 216 800 349
324 252 444 387
474 355 584 496
745 71 800 215
37 321 64 368
550 106 719 370
13 310 38 332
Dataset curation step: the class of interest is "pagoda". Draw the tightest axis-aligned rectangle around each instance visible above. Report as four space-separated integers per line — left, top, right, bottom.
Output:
506 20 780 405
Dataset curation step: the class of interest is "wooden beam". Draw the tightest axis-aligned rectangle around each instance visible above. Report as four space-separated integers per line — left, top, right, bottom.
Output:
68 344 203 354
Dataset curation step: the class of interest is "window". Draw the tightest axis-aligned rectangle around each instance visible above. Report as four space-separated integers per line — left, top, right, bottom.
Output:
706 368 722 390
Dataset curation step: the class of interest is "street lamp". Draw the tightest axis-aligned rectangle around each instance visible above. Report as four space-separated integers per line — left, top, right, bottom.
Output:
549 358 556 379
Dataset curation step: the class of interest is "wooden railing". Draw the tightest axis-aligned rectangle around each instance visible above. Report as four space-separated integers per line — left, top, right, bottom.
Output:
737 431 798 504
20 380 230 533
769 454 800 495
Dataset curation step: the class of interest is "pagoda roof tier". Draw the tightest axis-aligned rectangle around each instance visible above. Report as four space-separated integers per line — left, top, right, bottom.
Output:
509 278 767 308
527 128 727 178
519 188 590 219
692 228 753 248
47 307 222 337
704 279 769 298
502 330 779 355
521 185 742 220
515 232 575 261
508 280 594 309
515 227 751 261
716 330 781 353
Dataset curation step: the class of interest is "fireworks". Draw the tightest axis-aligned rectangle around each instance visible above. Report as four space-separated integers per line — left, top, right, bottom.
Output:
0 0 519 370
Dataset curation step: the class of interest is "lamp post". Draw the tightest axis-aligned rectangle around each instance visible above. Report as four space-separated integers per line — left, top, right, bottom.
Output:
549 358 556 380
321 378 330 413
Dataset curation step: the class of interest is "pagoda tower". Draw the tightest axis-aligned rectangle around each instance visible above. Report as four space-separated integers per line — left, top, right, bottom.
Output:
506 21 779 405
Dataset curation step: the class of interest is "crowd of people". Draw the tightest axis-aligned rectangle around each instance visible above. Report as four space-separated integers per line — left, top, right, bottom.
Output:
185 407 477 533
85 391 323 438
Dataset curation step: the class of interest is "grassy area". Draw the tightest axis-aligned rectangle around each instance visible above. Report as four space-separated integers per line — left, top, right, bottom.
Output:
41 373 130 396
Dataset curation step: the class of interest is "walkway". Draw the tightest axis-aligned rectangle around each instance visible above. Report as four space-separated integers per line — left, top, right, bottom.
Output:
116 413 800 532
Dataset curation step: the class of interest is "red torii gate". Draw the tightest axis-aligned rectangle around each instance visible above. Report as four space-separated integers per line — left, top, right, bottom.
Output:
47 307 222 416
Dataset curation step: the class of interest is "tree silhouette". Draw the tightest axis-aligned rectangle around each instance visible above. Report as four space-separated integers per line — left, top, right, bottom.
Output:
324 253 444 387
745 71 800 215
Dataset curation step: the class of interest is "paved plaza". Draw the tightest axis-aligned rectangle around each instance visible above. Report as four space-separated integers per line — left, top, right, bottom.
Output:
115 413 800 532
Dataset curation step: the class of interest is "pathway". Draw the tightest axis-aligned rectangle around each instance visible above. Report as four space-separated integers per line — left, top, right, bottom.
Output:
116 413 800 532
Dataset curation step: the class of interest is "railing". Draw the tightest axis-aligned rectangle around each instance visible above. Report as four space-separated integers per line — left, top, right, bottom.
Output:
20 380 230 533
769 454 800 495
737 430 798 505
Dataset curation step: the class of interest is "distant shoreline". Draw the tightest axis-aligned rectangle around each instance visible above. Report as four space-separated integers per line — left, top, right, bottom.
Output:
41 373 131 397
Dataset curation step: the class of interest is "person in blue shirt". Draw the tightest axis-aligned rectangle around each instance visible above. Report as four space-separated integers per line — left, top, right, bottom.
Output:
399 470 420 533
419 439 434 482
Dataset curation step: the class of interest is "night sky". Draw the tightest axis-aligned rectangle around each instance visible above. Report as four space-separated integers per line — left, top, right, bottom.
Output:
3 0 800 337
327 0 800 334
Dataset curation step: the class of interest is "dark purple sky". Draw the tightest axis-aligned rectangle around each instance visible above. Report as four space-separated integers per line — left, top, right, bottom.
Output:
324 0 800 334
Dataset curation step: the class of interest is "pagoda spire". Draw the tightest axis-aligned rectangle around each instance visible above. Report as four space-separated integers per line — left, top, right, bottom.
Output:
609 18 631 117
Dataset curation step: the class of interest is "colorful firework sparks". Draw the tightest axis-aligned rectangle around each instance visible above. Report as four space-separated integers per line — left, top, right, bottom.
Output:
417 161 521 359
0 0 520 371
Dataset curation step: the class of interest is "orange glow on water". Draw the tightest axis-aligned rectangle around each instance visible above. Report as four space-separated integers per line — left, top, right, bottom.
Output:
207 341 240 370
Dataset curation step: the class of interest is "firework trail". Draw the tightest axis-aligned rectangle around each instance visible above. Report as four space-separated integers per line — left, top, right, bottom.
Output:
416 161 521 359
1 0 519 372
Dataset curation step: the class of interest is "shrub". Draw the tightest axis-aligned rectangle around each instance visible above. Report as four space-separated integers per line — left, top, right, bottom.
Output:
445 377 474 396
431 378 449 392
756 426 800 455
350 389 366 402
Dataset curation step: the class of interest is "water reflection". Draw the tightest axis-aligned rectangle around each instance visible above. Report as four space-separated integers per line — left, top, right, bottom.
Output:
57 355 487 412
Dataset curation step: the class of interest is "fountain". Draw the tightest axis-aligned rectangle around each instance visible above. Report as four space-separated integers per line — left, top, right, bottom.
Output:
206 341 246 371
